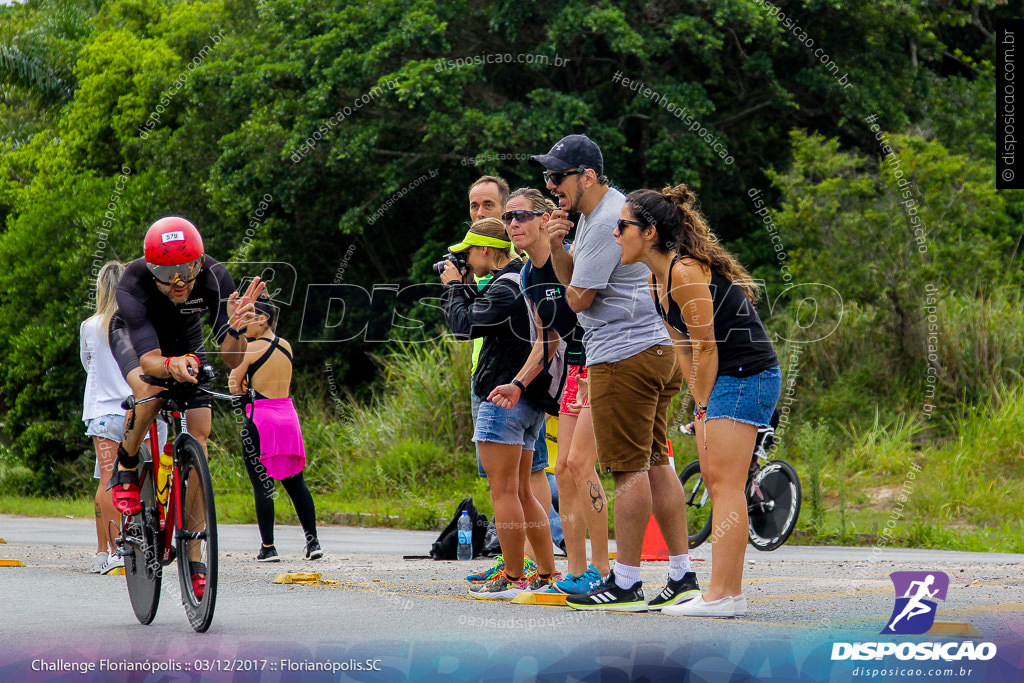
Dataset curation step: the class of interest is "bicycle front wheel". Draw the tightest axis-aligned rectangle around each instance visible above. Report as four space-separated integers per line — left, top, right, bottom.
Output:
174 435 218 632
123 453 163 624
747 459 801 551
679 460 714 549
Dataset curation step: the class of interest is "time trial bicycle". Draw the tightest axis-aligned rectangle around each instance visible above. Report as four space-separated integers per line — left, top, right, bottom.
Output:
115 364 244 632
679 421 802 551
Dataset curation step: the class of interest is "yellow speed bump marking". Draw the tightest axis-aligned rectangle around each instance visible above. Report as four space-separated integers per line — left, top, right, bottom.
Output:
928 622 982 637
748 587 891 603
512 592 568 606
941 602 1024 617
273 572 339 586
0 559 25 567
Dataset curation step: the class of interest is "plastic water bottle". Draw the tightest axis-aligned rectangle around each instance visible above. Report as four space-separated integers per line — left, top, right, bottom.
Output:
456 511 473 560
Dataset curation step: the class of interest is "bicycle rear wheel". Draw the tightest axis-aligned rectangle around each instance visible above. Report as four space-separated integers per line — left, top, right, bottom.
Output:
747 459 801 551
174 435 218 632
679 460 714 549
123 451 163 624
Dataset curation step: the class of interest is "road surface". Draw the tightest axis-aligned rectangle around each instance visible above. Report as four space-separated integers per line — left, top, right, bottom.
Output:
1 515 1022 682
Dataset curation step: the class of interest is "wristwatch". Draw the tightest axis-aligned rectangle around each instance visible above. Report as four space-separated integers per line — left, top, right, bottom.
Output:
511 379 527 393
227 325 243 339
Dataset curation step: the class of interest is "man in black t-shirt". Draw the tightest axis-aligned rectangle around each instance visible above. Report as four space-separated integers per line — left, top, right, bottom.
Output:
107 217 264 531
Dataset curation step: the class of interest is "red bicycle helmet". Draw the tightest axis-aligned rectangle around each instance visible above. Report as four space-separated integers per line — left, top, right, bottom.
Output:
144 216 205 285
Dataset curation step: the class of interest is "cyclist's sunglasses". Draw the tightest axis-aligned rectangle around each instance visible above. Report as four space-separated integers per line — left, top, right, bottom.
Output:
147 256 205 286
543 168 584 186
501 210 545 225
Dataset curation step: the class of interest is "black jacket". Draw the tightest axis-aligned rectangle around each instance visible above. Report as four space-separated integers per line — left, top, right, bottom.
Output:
442 258 532 400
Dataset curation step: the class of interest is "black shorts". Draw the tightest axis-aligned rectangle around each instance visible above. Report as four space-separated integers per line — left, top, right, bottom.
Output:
108 315 213 410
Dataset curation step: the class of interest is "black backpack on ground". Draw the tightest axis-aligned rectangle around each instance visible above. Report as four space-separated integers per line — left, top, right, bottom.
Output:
429 496 489 560
480 518 502 557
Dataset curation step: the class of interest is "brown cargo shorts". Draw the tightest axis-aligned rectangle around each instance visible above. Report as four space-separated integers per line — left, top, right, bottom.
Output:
588 344 681 473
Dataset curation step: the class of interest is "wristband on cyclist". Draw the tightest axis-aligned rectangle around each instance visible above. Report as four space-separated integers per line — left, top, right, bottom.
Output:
165 354 201 376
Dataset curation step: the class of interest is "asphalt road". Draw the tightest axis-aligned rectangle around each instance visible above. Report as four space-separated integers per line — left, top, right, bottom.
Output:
1 515 1022 682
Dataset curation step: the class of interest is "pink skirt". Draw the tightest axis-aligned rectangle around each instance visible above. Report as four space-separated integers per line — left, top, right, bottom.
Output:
248 397 306 480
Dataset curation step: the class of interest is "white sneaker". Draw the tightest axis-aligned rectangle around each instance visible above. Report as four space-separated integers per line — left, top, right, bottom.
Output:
100 553 125 575
662 594 736 618
90 552 108 574
733 594 747 616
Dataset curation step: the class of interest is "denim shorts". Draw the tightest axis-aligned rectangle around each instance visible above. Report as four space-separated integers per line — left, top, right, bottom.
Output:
699 366 782 429
86 415 168 478
473 397 546 450
85 414 125 442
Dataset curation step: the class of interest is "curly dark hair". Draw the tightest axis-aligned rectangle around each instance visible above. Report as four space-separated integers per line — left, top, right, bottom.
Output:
626 184 759 303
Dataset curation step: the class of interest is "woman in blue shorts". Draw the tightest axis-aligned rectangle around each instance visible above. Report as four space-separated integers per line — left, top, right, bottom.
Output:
614 183 781 618
441 217 557 599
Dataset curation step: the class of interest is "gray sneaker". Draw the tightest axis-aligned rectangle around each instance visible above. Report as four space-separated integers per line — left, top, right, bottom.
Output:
100 553 125 575
90 552 108 574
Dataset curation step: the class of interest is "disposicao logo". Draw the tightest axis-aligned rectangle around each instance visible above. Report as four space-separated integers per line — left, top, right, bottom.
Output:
882 571 949 635
829 570 998 664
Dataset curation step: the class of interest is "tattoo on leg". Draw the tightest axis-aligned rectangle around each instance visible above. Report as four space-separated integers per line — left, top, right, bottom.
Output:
589 480 604 512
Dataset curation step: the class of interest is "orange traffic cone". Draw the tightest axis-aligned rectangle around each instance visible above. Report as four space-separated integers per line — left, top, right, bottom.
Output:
641 440 676 561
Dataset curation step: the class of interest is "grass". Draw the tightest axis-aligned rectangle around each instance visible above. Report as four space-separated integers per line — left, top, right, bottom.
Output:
772 382 1024 552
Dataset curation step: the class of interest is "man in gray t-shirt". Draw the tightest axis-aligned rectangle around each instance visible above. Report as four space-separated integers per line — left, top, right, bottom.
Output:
569 186 670 364
530 134 699 613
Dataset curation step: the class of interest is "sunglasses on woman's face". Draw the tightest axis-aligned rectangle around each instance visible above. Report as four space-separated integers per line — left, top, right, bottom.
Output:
616 219 646 231
543 169 583 186
502 210 544 225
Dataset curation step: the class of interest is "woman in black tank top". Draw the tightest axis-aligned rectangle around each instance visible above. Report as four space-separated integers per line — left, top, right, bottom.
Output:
612 184 782 619
228 295 322 562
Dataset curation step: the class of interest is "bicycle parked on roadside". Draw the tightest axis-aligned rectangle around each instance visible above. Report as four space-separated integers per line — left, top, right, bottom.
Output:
116 364 244 632
678 420 802 551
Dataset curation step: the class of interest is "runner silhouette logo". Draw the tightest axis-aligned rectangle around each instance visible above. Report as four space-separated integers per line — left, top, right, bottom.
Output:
881 571 949 635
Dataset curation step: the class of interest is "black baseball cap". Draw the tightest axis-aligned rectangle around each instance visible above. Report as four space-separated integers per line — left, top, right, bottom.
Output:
529 134 604 174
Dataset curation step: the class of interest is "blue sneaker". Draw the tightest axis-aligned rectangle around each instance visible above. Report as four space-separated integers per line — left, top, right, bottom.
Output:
554 565 603 594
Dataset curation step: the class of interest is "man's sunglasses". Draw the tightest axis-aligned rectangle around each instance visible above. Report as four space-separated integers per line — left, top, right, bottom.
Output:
147 257 204 286
543 168 584 186
502 210 545 225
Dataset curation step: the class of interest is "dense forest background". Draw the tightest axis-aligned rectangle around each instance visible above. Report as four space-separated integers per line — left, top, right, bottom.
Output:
0 0 1021 546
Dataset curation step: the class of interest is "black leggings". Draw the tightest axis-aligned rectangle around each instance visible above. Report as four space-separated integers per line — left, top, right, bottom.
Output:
241 419 317 546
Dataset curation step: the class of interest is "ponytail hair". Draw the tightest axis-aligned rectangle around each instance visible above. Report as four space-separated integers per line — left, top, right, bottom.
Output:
93 261 125 342
626 184 760 303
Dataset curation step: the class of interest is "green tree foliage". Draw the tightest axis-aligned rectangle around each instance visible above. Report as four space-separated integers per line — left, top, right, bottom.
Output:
0 0 1016 490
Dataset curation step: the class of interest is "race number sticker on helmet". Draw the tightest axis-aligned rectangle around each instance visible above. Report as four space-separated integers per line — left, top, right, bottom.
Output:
162 231 186 243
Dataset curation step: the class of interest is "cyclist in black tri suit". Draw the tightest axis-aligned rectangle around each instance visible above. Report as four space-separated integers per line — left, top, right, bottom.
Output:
107 217 264 597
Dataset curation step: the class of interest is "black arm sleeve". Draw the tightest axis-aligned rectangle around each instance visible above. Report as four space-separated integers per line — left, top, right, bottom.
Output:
442 276 523 340
116 287 161 357
441 282 477 339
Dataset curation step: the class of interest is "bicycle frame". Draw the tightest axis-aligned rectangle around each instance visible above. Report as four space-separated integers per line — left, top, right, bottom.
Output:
141 412 185 567
133 383 239 562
